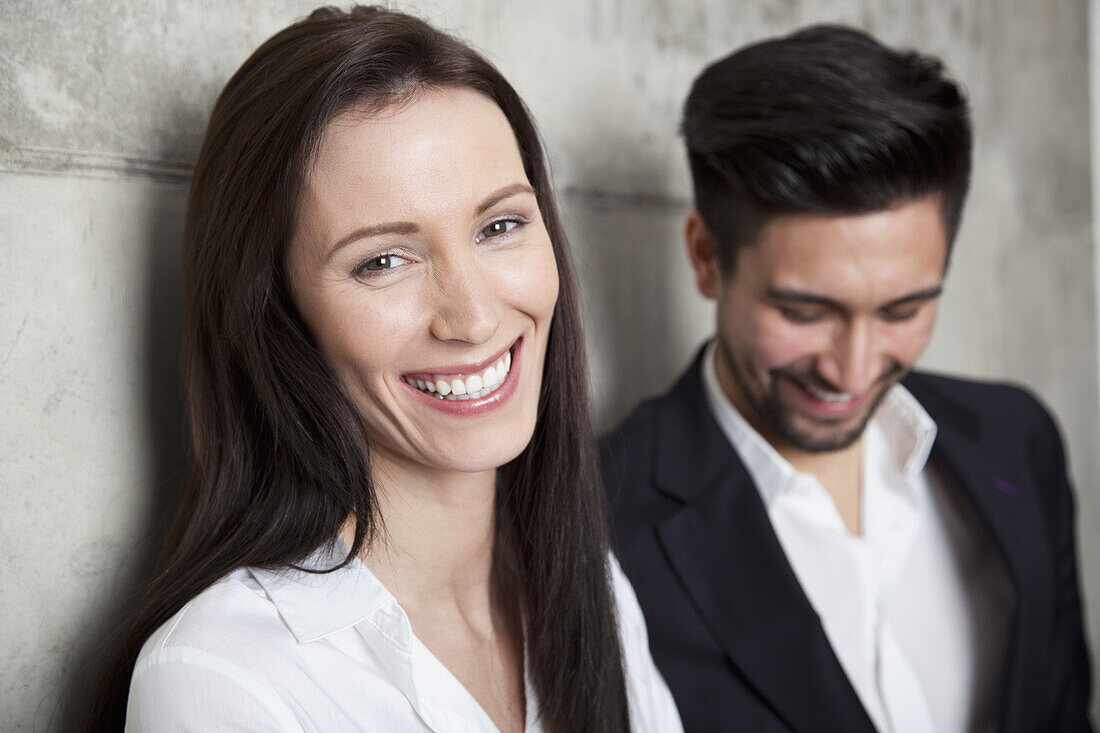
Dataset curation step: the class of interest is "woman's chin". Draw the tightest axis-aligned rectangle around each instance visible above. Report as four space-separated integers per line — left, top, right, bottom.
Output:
436 431 535 474
375 425 537 477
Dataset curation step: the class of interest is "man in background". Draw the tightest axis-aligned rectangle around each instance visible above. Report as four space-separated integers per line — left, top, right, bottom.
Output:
602 25 1092 732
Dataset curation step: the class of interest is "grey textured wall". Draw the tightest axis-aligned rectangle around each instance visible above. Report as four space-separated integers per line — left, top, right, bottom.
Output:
2 1 1096 729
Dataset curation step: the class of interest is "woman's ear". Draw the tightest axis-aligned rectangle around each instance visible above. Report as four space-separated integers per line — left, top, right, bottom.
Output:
684 210 722 300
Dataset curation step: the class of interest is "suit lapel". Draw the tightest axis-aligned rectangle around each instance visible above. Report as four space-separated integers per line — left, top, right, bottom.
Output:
904 375 1054 733
652 355 877 733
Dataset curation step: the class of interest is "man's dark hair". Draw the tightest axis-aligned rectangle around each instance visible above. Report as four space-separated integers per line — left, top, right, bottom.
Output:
682 25 972 270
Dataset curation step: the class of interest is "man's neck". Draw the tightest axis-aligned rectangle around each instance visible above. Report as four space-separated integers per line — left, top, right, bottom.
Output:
778 439 864 535
709 344 868 534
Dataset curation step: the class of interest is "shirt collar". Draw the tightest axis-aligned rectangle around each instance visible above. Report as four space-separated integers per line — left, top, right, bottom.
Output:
249 540 404 645
701 340 795 506
700 339 938 506
250 541 525 731
873 380 938 475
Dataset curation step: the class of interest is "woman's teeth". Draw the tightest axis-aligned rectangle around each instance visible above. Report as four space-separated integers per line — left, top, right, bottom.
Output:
801 380 854 403
404 350 512 401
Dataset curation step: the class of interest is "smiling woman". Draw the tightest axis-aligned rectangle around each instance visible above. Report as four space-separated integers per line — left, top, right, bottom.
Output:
288 90 560 473
85 6 681 732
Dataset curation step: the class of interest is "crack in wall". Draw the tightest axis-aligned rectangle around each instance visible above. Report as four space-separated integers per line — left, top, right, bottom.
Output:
0 146 691 209
0 144 193 183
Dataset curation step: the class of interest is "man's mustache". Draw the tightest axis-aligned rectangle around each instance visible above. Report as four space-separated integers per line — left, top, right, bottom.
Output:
768 361 908 395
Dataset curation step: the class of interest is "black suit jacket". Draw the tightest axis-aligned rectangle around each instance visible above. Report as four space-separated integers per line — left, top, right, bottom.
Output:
601 349 1093 732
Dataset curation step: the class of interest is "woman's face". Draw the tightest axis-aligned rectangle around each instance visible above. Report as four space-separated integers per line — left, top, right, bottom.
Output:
288 88 559 477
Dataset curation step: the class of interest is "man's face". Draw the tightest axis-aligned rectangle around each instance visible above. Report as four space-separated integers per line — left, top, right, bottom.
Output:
686 195 948 454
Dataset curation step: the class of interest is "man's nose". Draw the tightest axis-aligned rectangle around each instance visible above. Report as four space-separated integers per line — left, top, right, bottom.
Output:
428 254 499 346
817 319 881 395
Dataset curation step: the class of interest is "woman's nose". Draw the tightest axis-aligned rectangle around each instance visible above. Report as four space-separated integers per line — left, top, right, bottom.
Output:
428 259 500 345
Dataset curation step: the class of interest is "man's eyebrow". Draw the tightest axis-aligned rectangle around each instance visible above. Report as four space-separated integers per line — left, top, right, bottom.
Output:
880 285 943 308
765 288 842 308
324 182 535 261
765 285 943 309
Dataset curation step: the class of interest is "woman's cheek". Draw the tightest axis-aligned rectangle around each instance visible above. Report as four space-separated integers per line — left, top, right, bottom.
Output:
502 240 559 320
324 287 421 392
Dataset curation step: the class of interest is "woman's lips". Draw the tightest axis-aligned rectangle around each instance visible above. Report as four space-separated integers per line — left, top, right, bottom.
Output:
400 339 522 414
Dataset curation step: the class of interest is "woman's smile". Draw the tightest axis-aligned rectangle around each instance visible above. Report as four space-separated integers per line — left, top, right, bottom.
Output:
400 338 521 415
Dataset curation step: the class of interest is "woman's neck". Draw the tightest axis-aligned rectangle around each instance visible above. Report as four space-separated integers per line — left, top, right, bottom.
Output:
341 452 526 733
341 452 499 623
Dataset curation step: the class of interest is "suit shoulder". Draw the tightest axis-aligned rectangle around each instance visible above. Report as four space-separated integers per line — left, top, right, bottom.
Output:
601 396 662 456
906 371 1071 504
904 370 1055 428
599 396 663 495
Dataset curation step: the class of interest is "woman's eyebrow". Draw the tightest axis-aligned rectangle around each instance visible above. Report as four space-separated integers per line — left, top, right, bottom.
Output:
324 182 535 261
327 221 418 260
474 183 536 216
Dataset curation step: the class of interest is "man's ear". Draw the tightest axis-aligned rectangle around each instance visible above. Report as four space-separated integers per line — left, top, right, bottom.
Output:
685 210 723 300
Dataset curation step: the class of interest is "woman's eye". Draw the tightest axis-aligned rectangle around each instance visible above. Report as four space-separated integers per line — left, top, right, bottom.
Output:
476 219 520 242
356 253 407 276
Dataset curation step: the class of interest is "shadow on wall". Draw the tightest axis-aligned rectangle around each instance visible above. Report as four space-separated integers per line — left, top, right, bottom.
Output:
569 193 704 430
55 170 190 731
565 192 713 431
557 71 715 432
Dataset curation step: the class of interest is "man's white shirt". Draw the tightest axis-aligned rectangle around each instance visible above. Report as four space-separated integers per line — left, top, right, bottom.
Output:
701 341 1014 733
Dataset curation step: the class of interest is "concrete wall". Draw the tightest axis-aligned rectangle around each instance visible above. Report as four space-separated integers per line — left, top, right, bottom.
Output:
2 0 1096 728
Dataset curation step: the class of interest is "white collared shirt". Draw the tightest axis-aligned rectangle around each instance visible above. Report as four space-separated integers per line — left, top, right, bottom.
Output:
126 544 683 732
701 341 1013 733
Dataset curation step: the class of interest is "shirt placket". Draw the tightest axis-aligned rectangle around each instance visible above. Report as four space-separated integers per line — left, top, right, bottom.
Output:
864 428 934 733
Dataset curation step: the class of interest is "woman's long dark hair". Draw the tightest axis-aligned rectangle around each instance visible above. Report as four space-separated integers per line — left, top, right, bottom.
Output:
87 7 629 731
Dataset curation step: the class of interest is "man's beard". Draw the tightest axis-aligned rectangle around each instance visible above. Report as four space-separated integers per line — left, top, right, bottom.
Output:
718 339 905 453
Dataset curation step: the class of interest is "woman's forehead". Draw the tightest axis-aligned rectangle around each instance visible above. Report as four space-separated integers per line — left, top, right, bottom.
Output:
318 90 517 187
294 88 530 255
